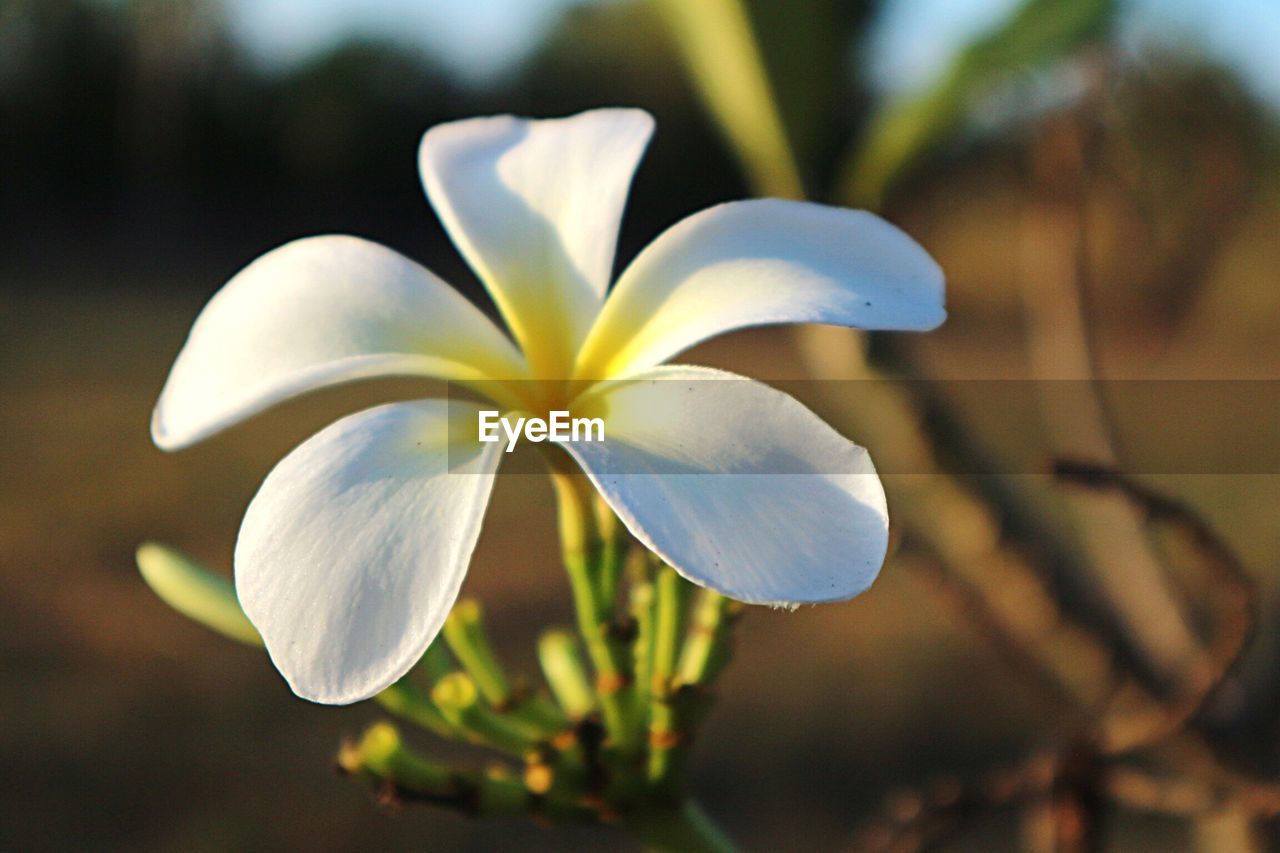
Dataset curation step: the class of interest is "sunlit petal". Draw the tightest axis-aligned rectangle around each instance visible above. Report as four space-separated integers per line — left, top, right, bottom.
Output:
235 400 502 705
419 108 654 377
152 235 527 450
575 199 945 378
561 366 889 604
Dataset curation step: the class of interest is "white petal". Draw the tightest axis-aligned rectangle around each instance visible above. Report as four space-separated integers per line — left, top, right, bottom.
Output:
561 366 888 604
235 400 502 704
575 199 945 378
153 235 527 450
419 108 654 376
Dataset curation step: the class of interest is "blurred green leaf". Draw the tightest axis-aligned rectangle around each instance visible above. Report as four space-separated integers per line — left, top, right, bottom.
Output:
650 0 804 198
739 0 878 190
136 542 262 646
843 0 1117 208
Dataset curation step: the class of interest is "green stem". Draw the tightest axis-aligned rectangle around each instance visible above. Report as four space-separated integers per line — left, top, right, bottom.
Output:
338 722 594 821
444 599 565 733
538 629 597 720
431 673 543 755
630 563 657 717
650 566 691 694
419 638 454 684
549 463 638 753
442 599 513 706
648 566 693 787
523 733 591 802
595 494 627 608
374 679 454 739
676 592 742 686
648 685 715 799
649 591 743 797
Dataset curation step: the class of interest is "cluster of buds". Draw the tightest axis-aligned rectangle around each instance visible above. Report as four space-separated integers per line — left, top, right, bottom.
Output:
138 469 745 850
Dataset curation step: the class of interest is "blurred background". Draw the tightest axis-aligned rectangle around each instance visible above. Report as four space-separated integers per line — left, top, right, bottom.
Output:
3 0 1280 849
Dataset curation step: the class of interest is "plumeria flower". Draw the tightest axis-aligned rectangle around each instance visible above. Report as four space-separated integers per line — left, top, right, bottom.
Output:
152 108 944 705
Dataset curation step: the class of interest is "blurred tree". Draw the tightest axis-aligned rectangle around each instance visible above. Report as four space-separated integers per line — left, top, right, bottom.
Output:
119 0 227 215
269 41 457 193
0 0 130 219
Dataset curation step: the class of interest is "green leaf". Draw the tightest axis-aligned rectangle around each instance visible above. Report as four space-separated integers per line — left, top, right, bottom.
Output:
843 0 1116 207
135 542 262 646
651 0 804 198
737 0 878 188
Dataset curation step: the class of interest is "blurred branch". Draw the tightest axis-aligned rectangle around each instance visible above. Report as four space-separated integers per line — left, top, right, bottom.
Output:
835 49 1271 852
1107 767 1280 823
1054 460 1257 752
793 336 1121 711
649 0 804 198
852 748 1086 853
907 550 1114 711
1053 459 1256 660
1018 104 1206 696
840 0 1116 207
1019 743 1102 853
1193 808 1263 852
855 750 1280 853
854 464 1268 849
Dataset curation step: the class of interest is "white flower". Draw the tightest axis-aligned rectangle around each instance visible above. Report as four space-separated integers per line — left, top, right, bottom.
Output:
152 108 945 704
